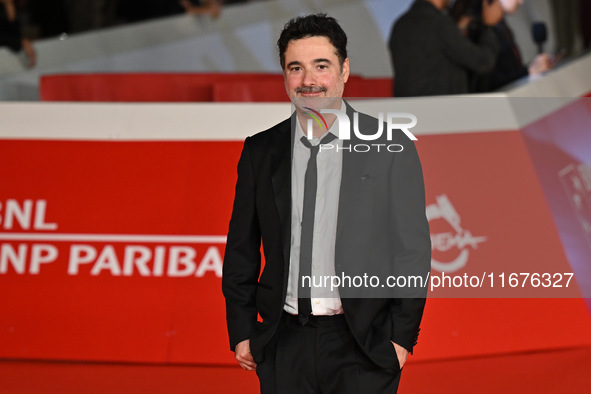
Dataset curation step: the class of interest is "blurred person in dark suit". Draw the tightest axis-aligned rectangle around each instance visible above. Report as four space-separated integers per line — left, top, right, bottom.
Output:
471 0 553 92
578 0 590 50
388 0 500 97
550 0 580 58
0 0 35 67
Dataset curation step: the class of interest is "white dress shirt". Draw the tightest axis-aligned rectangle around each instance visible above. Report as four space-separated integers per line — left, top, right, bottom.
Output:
284 106 344 316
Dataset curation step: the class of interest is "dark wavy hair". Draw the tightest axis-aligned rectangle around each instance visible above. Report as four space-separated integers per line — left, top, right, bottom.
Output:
277 13 348 70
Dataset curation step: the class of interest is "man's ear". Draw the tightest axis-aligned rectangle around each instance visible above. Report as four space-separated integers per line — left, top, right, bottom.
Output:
342 58 350 83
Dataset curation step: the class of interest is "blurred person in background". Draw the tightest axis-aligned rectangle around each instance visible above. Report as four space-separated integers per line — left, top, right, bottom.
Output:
550 0 580 58
467 0 554 92
578 0 590 51
180 0 221 19
388 0 500 97
116 0 182 23
0 0 36 67
28 0 68 38
116 0 223 23
181 0 260 19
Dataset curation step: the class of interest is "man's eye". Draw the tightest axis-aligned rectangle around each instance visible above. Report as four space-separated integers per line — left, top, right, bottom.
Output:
290 67 301 72
317 64 327 70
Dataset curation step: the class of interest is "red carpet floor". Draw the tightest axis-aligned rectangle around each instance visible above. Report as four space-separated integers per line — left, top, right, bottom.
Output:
1 346 590 393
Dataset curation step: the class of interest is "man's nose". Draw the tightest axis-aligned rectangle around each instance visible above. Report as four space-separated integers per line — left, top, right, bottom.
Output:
301 69 316 86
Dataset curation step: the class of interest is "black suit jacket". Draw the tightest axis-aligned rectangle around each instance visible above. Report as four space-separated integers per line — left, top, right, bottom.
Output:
389 0 498 97
472 19 529 92
222 103 431 369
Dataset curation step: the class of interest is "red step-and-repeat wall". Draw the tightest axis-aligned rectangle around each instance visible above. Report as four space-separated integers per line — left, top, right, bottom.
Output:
2 111 590 364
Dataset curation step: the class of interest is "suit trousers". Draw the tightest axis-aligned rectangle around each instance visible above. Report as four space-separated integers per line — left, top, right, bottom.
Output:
255 312 401 394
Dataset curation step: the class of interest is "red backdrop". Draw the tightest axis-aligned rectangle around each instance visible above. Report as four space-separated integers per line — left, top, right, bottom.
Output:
1 132 590 365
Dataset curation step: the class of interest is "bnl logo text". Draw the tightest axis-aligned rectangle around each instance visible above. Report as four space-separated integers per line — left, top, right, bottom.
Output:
304 108 418 153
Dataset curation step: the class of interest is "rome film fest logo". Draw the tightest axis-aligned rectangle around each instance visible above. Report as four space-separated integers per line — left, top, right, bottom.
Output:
427 195 487 273
302 107 418 152
559 163 591 248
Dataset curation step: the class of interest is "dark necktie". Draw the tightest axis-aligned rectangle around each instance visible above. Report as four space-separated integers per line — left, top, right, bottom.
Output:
298 132 337 325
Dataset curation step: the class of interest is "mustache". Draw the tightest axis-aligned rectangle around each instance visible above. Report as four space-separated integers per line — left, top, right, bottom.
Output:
296 86 327 94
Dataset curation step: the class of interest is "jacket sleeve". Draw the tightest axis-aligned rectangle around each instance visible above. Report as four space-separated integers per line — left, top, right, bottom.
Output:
222 137 261 351
388 134 431 354
439 17 499 75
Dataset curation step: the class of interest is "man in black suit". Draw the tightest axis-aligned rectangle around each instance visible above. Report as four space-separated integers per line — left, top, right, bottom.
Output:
222 13 431 393
389 0 500 96
472 0 553 92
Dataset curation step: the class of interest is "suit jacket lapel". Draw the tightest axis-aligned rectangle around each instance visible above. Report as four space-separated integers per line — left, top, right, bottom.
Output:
270 116 294 272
